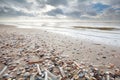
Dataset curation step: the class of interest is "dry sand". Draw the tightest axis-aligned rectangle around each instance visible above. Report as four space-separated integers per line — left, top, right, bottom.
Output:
0 24 120 79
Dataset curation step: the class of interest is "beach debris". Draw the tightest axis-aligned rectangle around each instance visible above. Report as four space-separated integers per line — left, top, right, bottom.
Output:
36 64 42 75
107 63 115 69
46 69 60 80
0 66 7 75
30 73 37 80
44 71 48 80
28 59 44 64
0 31 120 80
58 66 65 78
105 71 110 80
16 70 21 75
23 72 30 78
114 68 120 78
0 51 120 80
2 73 9 78
102 56 107 59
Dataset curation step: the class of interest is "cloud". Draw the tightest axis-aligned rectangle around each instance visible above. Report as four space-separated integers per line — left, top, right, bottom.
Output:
54 0 98 19
93 0 120 8
92 3 110 12
46 8 64 16
35 0 46 8
0 0 34 16
0 0 47 17
0 0 32 9
66 11 81 18
0 0 119 21
0 6 34 18
46 0 68 6
98 7 120 20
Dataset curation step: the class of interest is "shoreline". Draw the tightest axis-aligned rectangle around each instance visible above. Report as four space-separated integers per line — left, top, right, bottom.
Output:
1 23 120 47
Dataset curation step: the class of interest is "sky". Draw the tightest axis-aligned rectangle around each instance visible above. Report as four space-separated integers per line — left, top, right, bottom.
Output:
0 0 120 21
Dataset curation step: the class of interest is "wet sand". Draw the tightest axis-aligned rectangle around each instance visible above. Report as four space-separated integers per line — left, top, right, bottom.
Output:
0 24 120 79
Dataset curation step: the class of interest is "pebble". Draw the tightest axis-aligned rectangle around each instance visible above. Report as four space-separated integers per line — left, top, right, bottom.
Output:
23 72 30 78
102 56 107 59
17 70 21 75
79 72 85 78
2 73 9 78
96 57 100 60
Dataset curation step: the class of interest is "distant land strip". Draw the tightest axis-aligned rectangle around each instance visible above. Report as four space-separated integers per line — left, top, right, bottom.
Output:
73 26 120 31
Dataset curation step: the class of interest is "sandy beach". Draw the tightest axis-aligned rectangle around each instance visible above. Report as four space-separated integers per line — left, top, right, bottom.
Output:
0 24 120 80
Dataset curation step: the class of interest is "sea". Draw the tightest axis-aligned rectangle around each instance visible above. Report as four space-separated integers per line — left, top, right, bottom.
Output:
0 20 120 47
